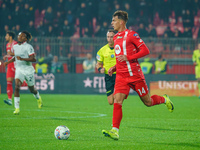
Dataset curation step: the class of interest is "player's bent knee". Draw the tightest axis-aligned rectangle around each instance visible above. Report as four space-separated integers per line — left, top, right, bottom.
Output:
108 101 114 105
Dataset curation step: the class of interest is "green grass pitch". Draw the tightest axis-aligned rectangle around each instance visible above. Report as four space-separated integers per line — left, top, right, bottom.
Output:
0 94 200 150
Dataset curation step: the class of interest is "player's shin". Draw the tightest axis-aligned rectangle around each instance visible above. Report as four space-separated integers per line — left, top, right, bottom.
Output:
112 103 122 130
14 97 20 109
7 81 13 100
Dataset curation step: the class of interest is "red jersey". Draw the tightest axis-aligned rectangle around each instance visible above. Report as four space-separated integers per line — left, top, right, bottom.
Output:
6 40 17 68
113 29 149 79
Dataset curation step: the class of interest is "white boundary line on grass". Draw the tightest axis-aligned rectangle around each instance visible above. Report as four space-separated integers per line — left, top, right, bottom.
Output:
0 108 107 119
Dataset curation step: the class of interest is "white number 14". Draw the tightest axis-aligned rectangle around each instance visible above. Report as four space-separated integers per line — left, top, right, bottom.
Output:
138 87 146 95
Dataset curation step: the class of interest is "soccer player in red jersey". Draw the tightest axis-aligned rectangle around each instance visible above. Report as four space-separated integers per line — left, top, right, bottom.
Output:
102 10 174 140
3 31 18 105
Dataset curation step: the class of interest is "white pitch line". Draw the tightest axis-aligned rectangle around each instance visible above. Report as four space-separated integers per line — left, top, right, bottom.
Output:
0 108 107 119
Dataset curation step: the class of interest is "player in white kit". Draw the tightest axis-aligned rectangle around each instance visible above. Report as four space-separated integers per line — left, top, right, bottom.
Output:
4 31 43 115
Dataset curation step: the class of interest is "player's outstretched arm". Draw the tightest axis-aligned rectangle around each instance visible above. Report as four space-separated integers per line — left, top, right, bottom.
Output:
17 55 36 62
4 57 15 67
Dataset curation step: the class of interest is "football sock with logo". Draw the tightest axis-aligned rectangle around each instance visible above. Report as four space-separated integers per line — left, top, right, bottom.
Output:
14 97 20 109
112 103 122 129
151 95 165 106
7 81 13 100
33 91 40 99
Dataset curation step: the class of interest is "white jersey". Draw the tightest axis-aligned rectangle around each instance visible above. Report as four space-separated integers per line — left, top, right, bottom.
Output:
13 42 35 75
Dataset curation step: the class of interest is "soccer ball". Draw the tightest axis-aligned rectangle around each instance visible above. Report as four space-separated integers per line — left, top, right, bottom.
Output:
54 125 70 140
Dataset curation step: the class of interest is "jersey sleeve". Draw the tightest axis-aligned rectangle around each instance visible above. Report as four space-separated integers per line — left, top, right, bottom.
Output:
126 32 150 61
96 49 103 62
130 32 145 48
28 45 35 56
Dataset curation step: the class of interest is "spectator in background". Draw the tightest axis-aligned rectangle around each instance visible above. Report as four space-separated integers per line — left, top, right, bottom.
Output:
2 25 9 36
124 2 135 26
6 14 13 29
156 19 168 37
37 21 45 36
95 21 109 37
77 2 89 37
45 25 55 37
65 10 75 25
26 20 37 36
153 12 161 27
163 26 173 38
61 19 74 37
154 54 167 74
55 0 65 15
14 24 21 35
83 53 96 73
83 27 92 37
172 28 182 38
182 27 192 38
44 6 54 26
146 23 157 37
183 9 193 28
140 57 153 74
137 23 148 37
22 3 34 29
51 56 63 73
53 11 63 32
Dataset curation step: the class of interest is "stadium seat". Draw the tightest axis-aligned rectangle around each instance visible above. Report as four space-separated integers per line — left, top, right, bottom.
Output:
63 63 68 73
76 64 83 73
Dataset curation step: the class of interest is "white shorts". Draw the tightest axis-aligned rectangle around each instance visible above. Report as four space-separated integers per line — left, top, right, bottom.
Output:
15 69 35 86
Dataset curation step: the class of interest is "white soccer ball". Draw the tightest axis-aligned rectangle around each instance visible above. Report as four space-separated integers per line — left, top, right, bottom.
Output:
54 125 70 140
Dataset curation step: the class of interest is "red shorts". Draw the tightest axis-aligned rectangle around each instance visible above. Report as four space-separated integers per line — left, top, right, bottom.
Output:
114 76 149 99
6 67 15 78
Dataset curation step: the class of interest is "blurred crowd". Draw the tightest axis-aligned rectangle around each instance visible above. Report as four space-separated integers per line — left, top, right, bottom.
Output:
0 0 200 38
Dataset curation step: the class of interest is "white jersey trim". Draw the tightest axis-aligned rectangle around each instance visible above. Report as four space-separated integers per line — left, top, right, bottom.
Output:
123 31 133 76
138 43 144 48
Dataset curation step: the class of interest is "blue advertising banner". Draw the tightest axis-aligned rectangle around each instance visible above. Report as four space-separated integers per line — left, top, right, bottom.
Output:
0 73 196 94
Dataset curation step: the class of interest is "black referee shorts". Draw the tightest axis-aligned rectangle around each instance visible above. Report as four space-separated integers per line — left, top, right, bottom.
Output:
105 74 116 96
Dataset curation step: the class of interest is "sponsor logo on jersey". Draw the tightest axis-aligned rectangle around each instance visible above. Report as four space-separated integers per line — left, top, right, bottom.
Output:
96 54 100 60
139 39 143 42
115 45 121 55
117 36 123 39
111 54 114 58
133 33 140 39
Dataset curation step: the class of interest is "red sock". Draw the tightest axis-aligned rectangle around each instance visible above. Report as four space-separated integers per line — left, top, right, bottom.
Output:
7 81 13 99
112 103 122 129
151 95 165 106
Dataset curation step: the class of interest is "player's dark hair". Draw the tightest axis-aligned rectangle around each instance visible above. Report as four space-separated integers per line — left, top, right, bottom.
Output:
107 29 117 34
113 10 128 23
22 31 32 42
6 31 15 39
